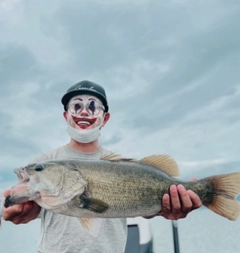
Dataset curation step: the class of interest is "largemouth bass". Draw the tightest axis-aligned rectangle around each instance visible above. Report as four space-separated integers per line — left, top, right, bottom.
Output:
3 154 240 235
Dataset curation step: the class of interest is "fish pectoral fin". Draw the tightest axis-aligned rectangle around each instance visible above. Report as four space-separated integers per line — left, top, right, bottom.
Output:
79 196 109 213
140 154 180 177
79 217 102 237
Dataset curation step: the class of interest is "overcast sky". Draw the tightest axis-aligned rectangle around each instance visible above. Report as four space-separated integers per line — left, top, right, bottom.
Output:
0 0 240 252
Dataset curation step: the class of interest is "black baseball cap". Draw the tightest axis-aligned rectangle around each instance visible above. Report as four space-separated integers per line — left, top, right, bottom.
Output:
61 80 109 112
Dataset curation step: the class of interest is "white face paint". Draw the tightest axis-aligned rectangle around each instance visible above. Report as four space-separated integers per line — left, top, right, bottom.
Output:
65 95 106 143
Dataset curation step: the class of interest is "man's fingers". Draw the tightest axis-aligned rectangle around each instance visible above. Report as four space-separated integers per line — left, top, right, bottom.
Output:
2 201 41 224
2 204 24 221
3 189 11 197
169 185 181 214
177 185 192 213
156 184 203 220
187 190 202 210
161 193 171 212
14 202 41 224
191 177 198 181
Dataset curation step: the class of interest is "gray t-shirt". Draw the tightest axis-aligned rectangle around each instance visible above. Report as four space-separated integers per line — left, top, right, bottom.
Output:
31 145 127 253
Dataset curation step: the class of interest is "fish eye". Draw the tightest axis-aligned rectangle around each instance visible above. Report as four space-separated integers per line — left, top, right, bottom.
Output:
35 164 45 172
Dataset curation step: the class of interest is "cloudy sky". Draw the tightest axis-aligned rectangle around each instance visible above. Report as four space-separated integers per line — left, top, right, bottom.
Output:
0 0 240 252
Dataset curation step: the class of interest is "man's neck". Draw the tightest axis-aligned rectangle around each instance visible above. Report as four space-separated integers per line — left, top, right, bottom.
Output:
68 139 100 153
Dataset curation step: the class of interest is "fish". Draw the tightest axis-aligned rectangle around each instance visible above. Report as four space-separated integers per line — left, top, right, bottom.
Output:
2 154 240 236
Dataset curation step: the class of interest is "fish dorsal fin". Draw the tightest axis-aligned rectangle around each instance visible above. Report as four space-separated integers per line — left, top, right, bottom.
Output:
140 154 180 177
101 153 137 162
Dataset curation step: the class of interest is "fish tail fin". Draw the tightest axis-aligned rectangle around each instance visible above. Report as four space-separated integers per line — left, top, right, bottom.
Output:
204 172 240 221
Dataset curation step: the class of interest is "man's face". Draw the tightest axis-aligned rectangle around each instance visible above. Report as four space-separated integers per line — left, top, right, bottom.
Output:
64 95 108 130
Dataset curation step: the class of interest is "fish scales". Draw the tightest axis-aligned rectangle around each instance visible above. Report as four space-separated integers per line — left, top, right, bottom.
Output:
66 159 170 217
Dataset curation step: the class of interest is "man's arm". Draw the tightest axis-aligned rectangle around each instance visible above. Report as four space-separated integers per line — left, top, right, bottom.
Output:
1 190 41 224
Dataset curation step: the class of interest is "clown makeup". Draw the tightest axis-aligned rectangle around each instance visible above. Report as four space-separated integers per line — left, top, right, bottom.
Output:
66 95 106 131
68 98 105 117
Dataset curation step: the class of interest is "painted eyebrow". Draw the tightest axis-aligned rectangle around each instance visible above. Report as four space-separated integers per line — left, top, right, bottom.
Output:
73 98 97 101
73 98 83 101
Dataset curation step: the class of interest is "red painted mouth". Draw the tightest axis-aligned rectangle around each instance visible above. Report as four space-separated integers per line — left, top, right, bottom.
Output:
72 116 97 129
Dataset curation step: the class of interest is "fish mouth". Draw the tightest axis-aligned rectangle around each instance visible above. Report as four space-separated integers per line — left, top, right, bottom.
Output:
5 168 40 208
14 167 30 183
4 189 39 208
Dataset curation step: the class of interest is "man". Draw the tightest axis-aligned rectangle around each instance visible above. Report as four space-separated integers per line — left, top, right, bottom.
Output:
2 80 202 253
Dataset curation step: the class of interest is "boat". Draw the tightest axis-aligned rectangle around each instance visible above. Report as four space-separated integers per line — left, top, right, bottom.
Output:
125 217 154 253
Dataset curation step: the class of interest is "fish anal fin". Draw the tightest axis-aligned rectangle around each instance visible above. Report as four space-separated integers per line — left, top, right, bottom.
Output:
140 154 180 177
79 195 109 213
79 217 102 237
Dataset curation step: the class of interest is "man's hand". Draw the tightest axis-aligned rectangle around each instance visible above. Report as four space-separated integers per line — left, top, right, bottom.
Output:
144 184 202 220
159 184 202 220
1 190 41 224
